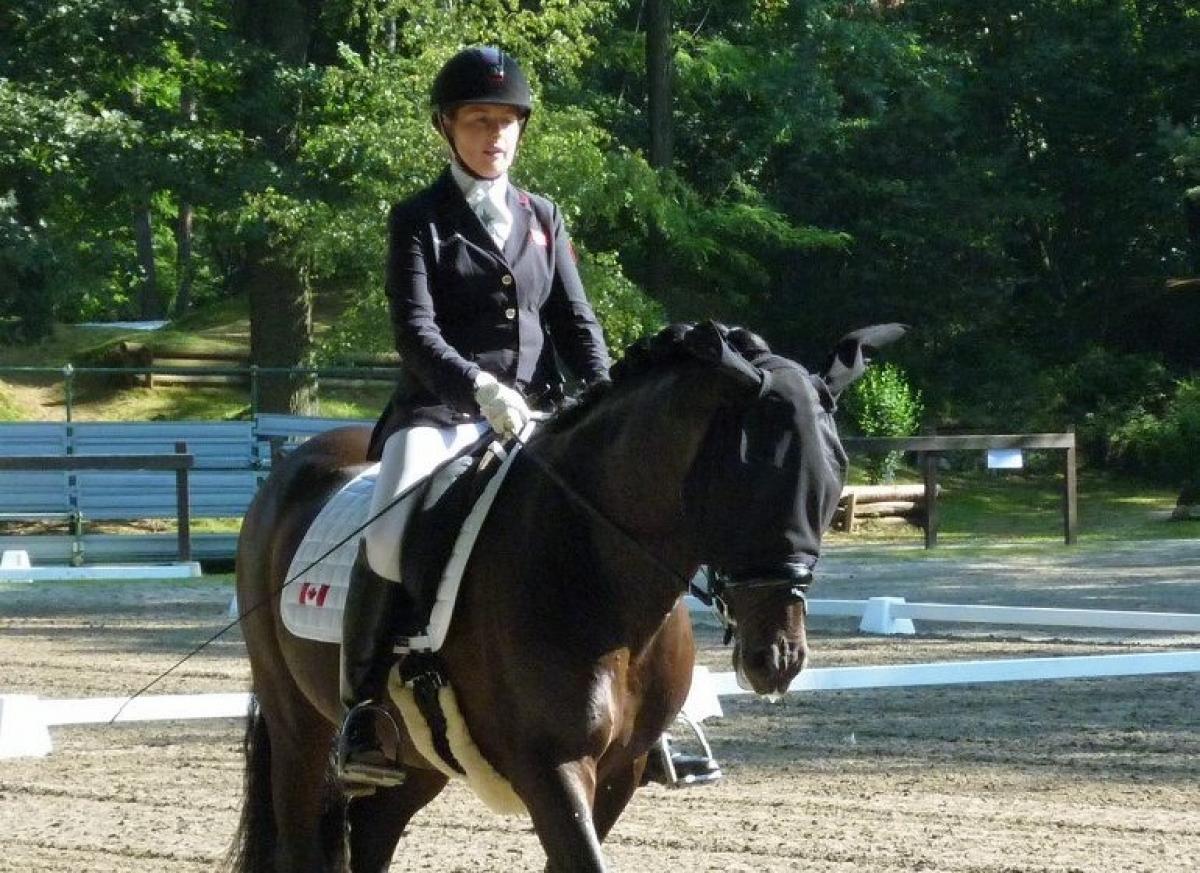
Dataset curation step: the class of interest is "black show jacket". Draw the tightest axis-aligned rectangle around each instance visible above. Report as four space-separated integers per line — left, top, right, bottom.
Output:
370 168 610 457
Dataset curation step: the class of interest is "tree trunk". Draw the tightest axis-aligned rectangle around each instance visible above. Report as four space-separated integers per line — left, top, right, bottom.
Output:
173 82 198 319
245 238 317 414
173 204 195 319
646 0 673 171
645 0 674 302
231 0 323 413
385 16 396 54
1185 186 1200 275
133 200 163 319
9 178 54 340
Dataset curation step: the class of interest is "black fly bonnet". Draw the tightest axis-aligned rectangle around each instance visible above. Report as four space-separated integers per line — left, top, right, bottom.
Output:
607 321 905 589
678 324 846 579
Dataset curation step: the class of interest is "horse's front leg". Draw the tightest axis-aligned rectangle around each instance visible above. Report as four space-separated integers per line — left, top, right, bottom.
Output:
592 758 643 842
514 759 607 873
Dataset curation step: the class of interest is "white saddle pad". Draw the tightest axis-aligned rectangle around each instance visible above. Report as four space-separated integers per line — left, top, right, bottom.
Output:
280 464 379 644
280 429 527 650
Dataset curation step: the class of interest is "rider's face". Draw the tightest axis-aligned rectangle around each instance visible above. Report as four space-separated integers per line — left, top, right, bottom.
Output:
443 103 523 179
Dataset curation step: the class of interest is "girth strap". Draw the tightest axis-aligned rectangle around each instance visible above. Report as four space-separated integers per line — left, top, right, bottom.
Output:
403 657 465 775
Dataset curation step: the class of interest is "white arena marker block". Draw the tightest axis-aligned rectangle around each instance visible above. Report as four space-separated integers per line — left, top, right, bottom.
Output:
859 596 916 635
0 695 52 758
682 666 723 723
0 550 33 584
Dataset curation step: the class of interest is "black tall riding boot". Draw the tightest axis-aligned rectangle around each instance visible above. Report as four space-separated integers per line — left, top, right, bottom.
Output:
337 541 412 787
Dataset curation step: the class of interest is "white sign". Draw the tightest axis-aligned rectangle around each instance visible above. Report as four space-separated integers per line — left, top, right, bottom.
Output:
986 449 1024 470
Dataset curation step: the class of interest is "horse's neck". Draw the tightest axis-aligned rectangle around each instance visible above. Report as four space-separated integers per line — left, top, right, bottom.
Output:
527 384 714 636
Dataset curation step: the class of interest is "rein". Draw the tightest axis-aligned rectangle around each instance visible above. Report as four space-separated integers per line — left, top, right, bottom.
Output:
515 411 810 643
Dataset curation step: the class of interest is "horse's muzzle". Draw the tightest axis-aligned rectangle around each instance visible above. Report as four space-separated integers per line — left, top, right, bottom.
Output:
734 630 808 696
723 571 810 697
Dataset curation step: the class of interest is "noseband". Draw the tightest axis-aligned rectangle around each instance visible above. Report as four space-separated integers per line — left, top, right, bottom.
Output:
692 566 812 645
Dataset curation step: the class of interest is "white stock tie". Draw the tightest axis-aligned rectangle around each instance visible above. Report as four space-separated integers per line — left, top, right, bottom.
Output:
466 187 511 250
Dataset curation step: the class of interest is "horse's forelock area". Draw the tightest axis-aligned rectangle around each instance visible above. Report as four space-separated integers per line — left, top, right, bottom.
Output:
3 542 1200 871
544 321 768 437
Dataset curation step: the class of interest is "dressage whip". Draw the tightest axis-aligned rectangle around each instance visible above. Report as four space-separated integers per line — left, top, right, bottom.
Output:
106 430 495 724
109 412 719 725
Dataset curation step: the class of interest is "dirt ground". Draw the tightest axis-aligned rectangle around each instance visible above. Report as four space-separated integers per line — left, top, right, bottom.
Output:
2 540 1199 872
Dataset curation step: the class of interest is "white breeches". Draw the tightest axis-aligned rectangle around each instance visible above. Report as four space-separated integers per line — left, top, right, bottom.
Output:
363 422 489 580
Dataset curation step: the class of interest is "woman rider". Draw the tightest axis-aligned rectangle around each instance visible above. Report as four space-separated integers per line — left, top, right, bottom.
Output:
339 45 716 789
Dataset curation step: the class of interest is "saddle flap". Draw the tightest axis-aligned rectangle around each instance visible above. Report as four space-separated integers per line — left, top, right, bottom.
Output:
401 449 495 624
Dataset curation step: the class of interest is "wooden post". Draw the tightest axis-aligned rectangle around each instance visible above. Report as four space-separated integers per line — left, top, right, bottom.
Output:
1063 434 1078 545
175 441 192 562
923 452 939 549
843 490 858 533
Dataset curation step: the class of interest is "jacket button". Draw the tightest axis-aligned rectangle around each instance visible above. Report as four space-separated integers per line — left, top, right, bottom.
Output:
504 307 517 320
501 274 513 286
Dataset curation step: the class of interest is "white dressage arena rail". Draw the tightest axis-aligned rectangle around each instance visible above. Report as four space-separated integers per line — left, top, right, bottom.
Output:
5 647 1200 759
686 594 1200 636
805 595 1200 635
4 596 1200 759
0 668 723 760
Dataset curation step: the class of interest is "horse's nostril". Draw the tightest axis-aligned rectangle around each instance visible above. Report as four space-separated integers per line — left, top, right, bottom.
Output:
749 649 773 674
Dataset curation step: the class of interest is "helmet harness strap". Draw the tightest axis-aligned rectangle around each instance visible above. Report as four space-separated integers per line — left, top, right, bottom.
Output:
436 111 527 182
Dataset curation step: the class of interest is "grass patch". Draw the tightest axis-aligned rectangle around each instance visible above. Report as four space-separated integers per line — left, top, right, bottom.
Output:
827 466 1194 550
141 296 251 356
0 324 139 368
0 297 394 421
59 381 389 422
0 379 23 421
70 384 253 421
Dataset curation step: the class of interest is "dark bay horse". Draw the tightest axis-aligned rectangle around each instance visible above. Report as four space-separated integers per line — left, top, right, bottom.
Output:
226 321 902 873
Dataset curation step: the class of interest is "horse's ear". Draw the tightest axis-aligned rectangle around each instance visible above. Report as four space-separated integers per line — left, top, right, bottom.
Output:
684 321 763 393
821 323 908 397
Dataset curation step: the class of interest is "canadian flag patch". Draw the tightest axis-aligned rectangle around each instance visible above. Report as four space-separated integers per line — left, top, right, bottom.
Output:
530 227 548 247
298 582 331 607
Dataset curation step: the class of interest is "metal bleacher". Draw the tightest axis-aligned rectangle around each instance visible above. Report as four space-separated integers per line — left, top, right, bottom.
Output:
0 416 371 565
71 421 258 519
0 424 73 522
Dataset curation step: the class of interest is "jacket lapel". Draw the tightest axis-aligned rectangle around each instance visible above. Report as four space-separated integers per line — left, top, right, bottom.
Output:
504 187 534 265
433 168 505 262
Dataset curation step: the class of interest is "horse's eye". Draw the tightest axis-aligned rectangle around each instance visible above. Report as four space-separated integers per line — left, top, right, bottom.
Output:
740 400 797 467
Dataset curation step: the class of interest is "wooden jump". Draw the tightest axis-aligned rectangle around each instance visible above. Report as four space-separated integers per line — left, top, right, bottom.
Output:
841 433 1077 548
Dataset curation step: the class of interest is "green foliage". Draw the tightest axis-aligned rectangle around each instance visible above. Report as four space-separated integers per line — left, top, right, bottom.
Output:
1109 378 1200 486
314 288 392 365
1032 348 1173 466
844 363 924 484
3 0 1200 469
576 250 665 355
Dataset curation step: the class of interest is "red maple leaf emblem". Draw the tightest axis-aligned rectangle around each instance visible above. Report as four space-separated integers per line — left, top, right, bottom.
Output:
298 582 330 607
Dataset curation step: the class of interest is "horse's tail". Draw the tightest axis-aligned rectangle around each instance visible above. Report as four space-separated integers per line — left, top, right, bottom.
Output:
221 698 276 873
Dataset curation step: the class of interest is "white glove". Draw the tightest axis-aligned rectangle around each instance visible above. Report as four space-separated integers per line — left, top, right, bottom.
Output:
473 372 531 439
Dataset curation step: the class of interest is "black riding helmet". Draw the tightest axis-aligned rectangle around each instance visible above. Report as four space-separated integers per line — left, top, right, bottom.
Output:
431 46 533 124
